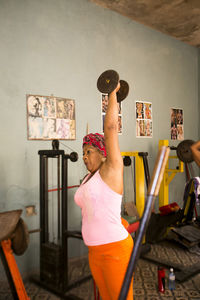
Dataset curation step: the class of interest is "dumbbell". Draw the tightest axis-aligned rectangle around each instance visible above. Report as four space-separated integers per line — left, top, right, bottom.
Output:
97 69 129 102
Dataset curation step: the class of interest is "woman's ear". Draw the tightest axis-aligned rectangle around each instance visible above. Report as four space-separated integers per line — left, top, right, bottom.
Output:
101 157 106 162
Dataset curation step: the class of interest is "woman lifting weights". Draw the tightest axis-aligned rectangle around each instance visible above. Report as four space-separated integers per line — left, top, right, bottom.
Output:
74 82 134 300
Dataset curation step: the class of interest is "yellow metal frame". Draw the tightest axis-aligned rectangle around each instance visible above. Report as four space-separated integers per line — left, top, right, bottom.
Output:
121 152 145 218
158 140 184 207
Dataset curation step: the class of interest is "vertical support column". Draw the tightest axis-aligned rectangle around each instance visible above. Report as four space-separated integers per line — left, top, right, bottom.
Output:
139 152 150 188
135 154 145 218
39 153 49 283
57 155 61 242
158 140 169 207
39 154 49 244
62 154 68 291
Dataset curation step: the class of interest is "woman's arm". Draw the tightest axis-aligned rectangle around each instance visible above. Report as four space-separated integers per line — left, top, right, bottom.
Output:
191 140 200 167
104 83 122 166
100 82 124 194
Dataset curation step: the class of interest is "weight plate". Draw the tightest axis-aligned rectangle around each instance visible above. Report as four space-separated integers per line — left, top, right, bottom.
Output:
97 70 119 94
70 151 78 162
123 156 132 166
12 218 29 256
176 139 195 163
117 80 129 103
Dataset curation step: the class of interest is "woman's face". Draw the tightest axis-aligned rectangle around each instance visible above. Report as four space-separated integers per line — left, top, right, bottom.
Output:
83 144 104 174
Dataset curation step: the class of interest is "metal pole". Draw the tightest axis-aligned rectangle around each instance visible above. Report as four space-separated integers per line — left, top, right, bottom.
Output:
57 155 61 242
62 154 69 290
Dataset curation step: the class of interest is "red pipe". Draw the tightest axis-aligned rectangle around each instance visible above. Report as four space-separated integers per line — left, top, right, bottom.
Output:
48 185 80 192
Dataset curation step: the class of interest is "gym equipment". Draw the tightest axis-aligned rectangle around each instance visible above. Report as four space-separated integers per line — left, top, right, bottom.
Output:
32 141 90 300
122 151 152 254
142 143 200 283
0 210 31 257
159 140 184 208
123 156 132 166
121 151 147 218
97 70 119 94
170 139 196 183
116 80 129 102
159 139 198 208
176 139 195 163
166 177 200 249
171 225 200 248
119 146 170 300
0 210 22 242
12 218 29 256
97 69 129 102
0 209 30 300
181 177 200 224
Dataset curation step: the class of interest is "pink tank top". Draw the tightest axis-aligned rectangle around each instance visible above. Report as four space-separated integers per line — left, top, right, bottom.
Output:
74 170 128 246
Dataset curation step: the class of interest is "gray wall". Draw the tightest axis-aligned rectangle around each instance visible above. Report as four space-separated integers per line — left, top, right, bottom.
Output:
0 0 199 278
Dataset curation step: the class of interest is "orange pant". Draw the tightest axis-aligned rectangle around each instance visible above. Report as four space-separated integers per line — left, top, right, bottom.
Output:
88 235 134 300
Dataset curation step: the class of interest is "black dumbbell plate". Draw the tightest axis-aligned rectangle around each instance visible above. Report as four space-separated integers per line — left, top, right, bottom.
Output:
97 70 119 94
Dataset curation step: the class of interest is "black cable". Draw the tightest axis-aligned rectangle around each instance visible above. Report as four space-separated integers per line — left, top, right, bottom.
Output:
59 141 78 153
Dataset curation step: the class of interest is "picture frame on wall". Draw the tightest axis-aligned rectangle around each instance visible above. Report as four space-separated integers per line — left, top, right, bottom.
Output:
27 94 76 140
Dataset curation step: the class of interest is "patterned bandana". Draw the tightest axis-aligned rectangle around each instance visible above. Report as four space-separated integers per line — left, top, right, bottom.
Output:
83 133 107 157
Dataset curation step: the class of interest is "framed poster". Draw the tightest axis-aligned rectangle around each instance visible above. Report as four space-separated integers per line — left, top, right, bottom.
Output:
27 94 76 140
101 93 122 134
136 101 152 138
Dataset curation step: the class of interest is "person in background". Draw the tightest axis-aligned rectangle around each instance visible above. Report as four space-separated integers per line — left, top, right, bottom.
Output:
74 82 134 300
191 140 200 167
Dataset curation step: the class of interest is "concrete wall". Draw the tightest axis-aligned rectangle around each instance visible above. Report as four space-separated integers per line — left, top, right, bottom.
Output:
0 0 199 278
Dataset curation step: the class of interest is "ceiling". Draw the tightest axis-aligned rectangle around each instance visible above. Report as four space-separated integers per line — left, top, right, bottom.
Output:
89 0 200 48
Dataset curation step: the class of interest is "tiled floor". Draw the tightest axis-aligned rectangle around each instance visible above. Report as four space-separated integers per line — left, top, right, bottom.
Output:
1 240 200 300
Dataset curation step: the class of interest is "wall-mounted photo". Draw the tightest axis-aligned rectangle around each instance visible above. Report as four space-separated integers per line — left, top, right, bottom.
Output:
136 101 152 138
170 108 184 140
27 94 76 140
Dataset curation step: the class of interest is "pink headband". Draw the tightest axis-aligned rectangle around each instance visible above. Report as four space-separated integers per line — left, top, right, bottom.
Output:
83 133 107 157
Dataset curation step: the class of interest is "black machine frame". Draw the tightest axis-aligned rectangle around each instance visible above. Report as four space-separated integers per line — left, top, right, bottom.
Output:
33 148 91 300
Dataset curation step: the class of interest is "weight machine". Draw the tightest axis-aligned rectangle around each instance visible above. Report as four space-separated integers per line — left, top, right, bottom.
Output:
158 139 184 207
121 151 150 219
119 146 170 299
33 141 91 300
121 151 151 249
142 140 200 282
